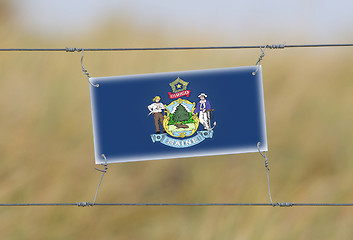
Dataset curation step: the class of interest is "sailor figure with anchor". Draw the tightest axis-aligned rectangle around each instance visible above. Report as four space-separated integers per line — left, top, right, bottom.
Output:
195 93 214 130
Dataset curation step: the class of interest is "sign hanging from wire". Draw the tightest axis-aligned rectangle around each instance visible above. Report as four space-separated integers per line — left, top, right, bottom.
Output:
89 65 268 164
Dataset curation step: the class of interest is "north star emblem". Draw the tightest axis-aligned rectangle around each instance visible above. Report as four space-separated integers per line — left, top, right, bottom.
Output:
169 77 189 93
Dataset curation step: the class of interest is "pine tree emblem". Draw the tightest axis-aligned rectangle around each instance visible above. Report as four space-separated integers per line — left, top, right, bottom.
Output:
172 104 190 123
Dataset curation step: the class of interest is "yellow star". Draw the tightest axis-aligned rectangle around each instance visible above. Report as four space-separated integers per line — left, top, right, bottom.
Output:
176 84 182 89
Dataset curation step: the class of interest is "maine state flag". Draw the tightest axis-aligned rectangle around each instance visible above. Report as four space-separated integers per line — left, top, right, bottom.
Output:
89 66 267 164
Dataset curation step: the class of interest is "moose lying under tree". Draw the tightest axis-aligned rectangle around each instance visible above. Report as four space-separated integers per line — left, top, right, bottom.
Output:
170 104 194 129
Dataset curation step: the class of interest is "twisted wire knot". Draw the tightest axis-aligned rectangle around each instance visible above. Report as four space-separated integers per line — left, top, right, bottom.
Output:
252 43 285 75
264 159 269 169
80 49 99 87
273 202 293 207
266 44 286 49
65 47 82 52
257 142 273 205
81 66 91 79
256 50 265 65
76 202 92 207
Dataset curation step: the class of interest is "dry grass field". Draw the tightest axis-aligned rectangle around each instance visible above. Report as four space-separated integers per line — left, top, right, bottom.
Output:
1 8 353 239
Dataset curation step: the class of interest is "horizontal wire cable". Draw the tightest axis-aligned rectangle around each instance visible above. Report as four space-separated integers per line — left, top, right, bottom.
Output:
1 202 353 207
1 43 353 208
94 203 353 207
93 203 272 206
0 203 78 206
0 43 353 52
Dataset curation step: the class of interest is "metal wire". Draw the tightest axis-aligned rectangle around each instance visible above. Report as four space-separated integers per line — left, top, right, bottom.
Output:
93 203 353 207
257 142 274 205
1 202 353 207
0 43 353 52
80 49 99 87
93 154 108 206
0 203 78 206
1 42 353 208
252 46 267 75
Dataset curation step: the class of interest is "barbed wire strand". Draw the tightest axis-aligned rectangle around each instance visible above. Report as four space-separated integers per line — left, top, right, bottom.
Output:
0 43 353 52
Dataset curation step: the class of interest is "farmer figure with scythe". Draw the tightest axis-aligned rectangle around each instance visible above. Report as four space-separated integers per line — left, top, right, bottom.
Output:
148 96 165 134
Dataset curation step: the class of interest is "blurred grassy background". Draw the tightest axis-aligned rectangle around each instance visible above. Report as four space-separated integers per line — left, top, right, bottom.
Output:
1 1 353 239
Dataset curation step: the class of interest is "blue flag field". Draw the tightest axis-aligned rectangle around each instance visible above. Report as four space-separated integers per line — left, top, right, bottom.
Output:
90 66 267 164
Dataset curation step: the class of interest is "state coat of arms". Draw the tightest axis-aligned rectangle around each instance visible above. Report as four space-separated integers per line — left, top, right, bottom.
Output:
147 77 216 148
